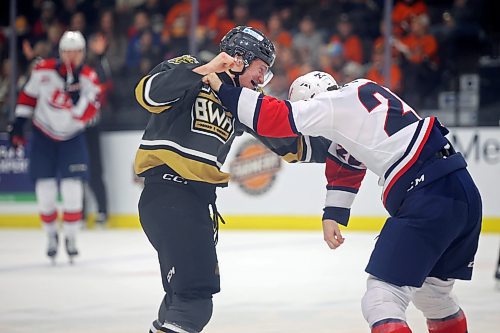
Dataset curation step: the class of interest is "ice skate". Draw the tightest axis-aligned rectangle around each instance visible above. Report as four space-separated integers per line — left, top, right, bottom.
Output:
95 212 108 229
65 236 79 264
47 233 59 264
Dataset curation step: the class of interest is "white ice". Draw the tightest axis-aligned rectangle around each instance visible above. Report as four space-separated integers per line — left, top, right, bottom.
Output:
0 229 499 333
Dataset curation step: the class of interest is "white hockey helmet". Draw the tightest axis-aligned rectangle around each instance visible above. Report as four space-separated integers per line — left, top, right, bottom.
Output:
59 31 86 52
288 71 338 102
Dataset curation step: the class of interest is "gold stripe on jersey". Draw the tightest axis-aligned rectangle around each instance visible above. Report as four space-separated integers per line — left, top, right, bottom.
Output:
198 90 220 104
135 75 172 114
281 136 304 163
135 148 230 184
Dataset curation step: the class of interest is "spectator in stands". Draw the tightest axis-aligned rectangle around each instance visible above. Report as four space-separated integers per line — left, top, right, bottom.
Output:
58 0 91 27
97 9 127 76
125 10 161 73
274 46 302 86
205 4 234 48
22 39 51 66
266 12 293 49
293 15 324 68
161 0 191 55
264 68 289 100
32 1 58 39
392 0 428 36
232 1 265 32
45 23 64 57
342 61 365 84
318 42 345 84
397 14 439 108
84 32 112 228
137 30 163 75
135 0 169 34
373 19 401 60
330 14 364 64
69 12 89 38
14 16 32 72
0 59 12 129
366 44 403 94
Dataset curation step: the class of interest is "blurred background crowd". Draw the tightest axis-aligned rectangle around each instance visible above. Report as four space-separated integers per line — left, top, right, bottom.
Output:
0 0 499 131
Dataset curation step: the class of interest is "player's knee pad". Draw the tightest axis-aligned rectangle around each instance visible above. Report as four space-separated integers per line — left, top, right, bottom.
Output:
413 277 460 319
361 275 415 327
161 294 213 333
35 178 58 218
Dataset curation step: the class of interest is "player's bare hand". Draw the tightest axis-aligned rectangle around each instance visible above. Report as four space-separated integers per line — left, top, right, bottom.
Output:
322 219 345 249
202 73 223 92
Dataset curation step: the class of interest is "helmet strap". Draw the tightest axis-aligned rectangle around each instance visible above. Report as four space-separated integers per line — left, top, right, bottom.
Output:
229 66 247 87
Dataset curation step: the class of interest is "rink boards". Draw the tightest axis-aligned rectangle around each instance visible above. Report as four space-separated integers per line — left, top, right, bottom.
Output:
1 128 499 232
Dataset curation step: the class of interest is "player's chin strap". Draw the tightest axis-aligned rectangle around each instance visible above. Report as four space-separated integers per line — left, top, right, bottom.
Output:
229 64 248 87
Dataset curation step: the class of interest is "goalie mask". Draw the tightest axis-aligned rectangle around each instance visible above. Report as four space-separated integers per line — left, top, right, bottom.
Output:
288 71 339 102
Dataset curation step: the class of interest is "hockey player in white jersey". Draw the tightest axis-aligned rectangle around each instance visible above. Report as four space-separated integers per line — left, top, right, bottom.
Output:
9 31 100 263
203 67 481 333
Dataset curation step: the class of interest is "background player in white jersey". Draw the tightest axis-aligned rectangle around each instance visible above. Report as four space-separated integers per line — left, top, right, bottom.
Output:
203 68 481 333
8 31 100 263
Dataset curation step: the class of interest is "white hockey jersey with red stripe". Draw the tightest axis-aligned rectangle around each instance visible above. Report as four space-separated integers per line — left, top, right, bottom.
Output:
15 58 100 140
218 79 449 220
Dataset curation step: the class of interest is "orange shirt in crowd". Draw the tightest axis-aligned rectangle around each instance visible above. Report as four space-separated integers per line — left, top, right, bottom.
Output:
373 36 400 58
330 35 364 64
269 31 293 48
162 1 191 39
392 0 428 35
366 64 402 94
206 11 234 44
401 34 437 64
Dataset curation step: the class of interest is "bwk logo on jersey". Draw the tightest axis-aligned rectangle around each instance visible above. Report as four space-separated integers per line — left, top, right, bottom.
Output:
192 88 234 142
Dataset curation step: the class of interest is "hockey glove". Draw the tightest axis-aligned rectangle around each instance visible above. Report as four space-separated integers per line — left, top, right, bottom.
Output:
8 117 27 148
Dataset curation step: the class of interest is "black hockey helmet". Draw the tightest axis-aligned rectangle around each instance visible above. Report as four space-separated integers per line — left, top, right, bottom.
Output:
220 26 276 68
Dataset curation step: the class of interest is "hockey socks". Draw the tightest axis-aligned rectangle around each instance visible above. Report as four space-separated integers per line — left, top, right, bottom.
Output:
372 319 412 333
427 309 467 333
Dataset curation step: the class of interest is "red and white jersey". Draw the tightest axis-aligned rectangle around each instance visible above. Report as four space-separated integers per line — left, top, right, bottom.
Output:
220 79 443 215
15 59 100 140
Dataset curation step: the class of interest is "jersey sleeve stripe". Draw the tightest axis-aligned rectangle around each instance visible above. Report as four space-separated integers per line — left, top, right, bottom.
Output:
325 189 357 208
326 185 359 193
303 136 313 162
256 96 298 137
17 91 37 107
144 72 181 106
15 105 34 118
236 86 259 129
135 75 173 113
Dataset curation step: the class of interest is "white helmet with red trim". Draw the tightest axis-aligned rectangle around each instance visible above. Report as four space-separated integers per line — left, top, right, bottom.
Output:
288 71 338 102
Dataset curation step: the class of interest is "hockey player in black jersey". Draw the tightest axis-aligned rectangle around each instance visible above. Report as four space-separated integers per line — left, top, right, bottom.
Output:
134 26 329 333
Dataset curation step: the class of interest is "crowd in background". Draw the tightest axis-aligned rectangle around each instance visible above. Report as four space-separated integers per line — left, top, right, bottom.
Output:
0 0 498 130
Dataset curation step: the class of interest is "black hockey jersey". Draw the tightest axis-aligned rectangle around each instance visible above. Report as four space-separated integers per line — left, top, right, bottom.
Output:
134 55 328 186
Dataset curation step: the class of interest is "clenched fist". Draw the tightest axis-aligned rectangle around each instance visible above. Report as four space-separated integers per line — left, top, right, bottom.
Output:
194 52 244 76
202 73 223 92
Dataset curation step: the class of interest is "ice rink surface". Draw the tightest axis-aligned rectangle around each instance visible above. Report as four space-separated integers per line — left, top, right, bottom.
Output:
0 229 499 333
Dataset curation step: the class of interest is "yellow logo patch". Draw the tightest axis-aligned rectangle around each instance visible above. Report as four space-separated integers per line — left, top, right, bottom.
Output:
167 55 199 64
191 89 234 142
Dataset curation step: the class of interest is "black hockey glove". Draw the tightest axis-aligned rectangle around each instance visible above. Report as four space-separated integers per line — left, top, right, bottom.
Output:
7 117 28 148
